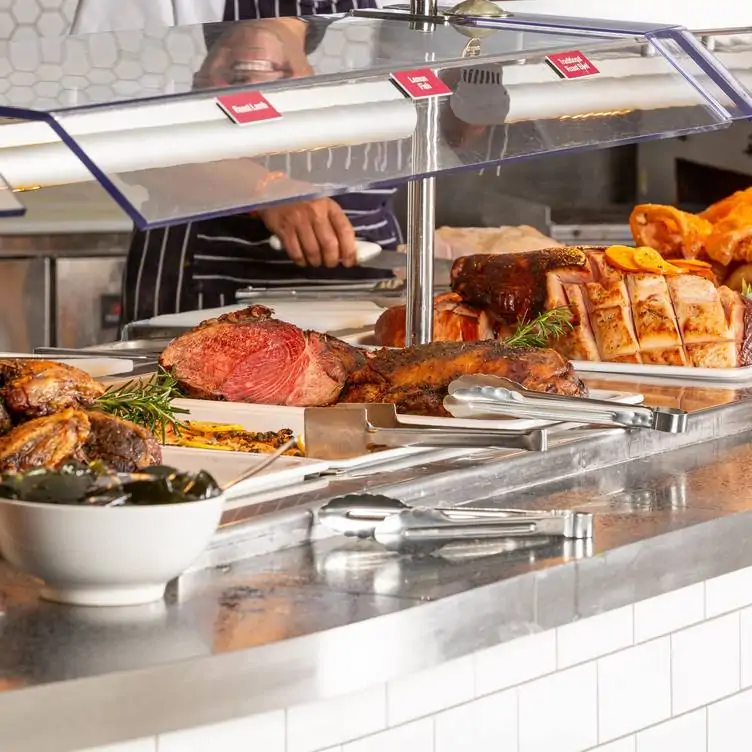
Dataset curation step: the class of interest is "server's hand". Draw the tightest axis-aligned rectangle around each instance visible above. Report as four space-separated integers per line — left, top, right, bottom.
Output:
257 199 357 268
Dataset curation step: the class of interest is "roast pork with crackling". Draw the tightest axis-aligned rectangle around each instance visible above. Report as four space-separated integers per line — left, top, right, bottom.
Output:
445 248 752 368
374 292 495 348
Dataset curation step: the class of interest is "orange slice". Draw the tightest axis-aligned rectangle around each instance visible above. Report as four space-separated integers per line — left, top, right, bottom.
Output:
633 247 685 276
670 259 712 270
604 245 641 273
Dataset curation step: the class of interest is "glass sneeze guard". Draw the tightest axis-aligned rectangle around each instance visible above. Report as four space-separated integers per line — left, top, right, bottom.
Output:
0 14 747 226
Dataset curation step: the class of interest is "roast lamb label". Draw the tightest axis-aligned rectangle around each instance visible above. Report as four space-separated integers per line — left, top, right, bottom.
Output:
545 51 600 80
216 91 282 125
390 69 452 100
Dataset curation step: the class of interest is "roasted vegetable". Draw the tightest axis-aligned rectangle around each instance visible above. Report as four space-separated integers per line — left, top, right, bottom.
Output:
604 246 642 273
0 461 221 506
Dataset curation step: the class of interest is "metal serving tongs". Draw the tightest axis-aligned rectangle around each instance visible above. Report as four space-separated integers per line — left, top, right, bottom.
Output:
444 375 688 433
318 494 593 553
303 403 547 459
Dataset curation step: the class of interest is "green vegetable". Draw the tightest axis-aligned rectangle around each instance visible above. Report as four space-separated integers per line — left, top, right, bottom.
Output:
95 367 188 441
0 461 222 506
503 306 574 348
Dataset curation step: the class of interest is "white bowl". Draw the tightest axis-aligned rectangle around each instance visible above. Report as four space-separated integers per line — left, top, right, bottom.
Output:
0 494 224 607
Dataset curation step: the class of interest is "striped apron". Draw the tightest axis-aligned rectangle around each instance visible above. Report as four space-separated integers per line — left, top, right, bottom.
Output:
122 0 402 324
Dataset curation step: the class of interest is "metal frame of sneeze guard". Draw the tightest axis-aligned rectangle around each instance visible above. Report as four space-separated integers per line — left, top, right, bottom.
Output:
0 13 746 324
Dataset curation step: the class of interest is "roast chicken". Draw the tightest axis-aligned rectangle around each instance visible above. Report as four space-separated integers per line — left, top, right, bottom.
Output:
0 408 91 472
84 411 163 472
0 360 162 473
0 358 104 419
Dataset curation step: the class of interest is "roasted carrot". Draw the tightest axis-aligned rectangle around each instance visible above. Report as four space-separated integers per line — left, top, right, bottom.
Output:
670 259 712 270
633 247 685 276
604 245 641 273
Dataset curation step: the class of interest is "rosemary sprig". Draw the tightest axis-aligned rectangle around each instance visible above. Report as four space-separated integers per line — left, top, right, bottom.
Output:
95 367 188 442
503 306 574 348
742 280 752 300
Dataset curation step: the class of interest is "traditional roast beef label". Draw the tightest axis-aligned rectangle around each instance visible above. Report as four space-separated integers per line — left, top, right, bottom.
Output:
545 51 600 80
216 91 282 125
390 69 452 99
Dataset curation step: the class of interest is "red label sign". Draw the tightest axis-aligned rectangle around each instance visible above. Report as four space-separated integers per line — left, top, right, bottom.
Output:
545 51 600 80
390 69 452 99
216 91 282 125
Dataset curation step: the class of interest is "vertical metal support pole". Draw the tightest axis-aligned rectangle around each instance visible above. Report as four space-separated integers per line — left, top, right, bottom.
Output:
405 174 436 347
404 0 439 347
408 0 438 31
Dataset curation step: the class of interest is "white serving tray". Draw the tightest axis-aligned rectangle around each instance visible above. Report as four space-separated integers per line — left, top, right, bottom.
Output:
170 399 446 471
141 300 385 334
572 360 752 383
0 353 134 378
170 390 643 470
339 332 752 386
160 446 329 503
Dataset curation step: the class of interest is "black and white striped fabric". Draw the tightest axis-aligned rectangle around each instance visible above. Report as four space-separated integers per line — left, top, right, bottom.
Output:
123 0 401 324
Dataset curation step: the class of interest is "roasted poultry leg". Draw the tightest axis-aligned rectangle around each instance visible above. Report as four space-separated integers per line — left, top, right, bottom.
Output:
0 408 91 472
0 360 105 419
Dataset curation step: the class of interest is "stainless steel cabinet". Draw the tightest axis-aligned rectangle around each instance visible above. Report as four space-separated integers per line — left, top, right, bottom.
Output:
56 257 126 348
0 258 51 352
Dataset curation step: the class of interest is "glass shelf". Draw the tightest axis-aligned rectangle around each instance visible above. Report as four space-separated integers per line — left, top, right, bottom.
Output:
0 13 747 228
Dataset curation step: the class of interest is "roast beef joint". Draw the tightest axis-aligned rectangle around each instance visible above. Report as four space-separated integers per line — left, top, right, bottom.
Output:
158 305 588 414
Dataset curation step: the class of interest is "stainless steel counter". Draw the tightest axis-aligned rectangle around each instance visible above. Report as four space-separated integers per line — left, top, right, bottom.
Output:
3 383 752 751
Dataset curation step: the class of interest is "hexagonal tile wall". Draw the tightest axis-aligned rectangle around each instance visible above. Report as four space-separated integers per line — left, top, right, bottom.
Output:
0 1 377 110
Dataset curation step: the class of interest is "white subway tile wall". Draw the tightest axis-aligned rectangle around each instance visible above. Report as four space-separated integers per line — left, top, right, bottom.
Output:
287 686 387 752
705 567 752 617
556 606 634 668
77 565 752 752
342 718 433 752
434 689 517 752
82 740 156 752
590 739 636 752
707 688 752 752
0 4 376 107
635 709 706 752
671 613 741 715
597 638 671 742
474 630 557 696
158 711 285 752
633 583 705 643
387 655 475 726
518 663 598 752
739 606 752 688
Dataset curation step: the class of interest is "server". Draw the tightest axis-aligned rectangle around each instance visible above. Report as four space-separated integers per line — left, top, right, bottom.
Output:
118 1 402 323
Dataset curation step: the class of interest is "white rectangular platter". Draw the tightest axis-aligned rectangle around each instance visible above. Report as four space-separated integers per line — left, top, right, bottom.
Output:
160 446 329 503
572 360 752 383
170 399 451 471
171 390 643 470
0 353 134 378
141 300 385 334
339 332 752 386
